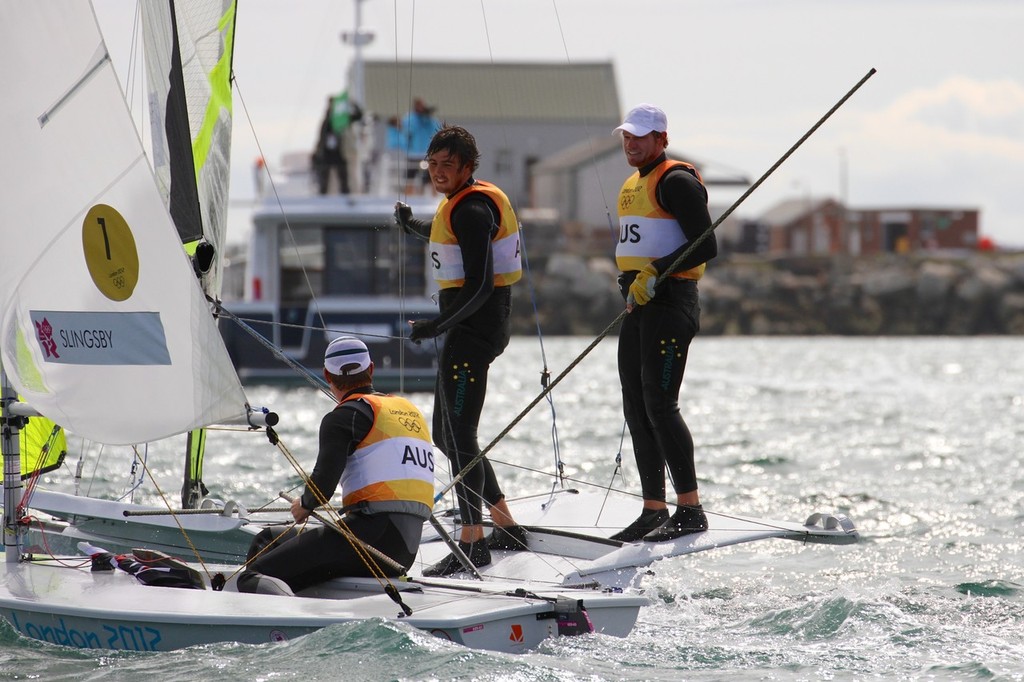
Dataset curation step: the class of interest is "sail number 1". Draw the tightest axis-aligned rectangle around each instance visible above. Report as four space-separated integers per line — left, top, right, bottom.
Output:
82 204 140 302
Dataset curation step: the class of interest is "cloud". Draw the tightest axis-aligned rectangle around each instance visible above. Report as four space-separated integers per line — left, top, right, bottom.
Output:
861 77 1024 162
841 77 1024 245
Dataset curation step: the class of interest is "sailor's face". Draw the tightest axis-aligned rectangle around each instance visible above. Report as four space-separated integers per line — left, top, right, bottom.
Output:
621 131 664 168
426 149 473 196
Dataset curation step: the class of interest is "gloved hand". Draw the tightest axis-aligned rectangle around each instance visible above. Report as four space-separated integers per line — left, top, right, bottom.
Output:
394 201 414 233
408 318 440 343
626 264 659 308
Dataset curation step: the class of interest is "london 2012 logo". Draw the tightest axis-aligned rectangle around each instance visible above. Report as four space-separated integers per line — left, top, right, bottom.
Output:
34 317 59 359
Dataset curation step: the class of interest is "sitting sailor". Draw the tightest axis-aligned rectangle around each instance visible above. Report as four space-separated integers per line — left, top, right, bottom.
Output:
238 336 435 595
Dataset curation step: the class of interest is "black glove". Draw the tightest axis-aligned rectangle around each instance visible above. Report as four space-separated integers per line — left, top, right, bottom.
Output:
394 202 414 234
408 318 440 343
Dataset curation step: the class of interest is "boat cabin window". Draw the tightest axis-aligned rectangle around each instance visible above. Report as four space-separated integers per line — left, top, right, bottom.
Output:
279 223 427 303
279 225 324 302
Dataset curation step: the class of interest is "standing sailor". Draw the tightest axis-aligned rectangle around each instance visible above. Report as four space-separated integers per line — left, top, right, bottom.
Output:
610 104 718 543
393 125 528 575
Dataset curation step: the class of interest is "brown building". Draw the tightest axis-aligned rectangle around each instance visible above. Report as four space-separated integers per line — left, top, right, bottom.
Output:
741 198 980 256
847 207 979 254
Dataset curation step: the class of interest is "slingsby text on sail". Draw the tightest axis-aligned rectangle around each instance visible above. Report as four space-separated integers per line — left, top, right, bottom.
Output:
57 328 113 350
28 310 172 366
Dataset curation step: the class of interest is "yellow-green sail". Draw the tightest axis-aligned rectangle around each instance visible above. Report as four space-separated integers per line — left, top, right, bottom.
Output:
142 0 238 507
20 412 66 480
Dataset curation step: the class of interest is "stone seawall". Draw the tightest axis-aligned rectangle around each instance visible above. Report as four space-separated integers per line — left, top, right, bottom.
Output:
511 252 1024 336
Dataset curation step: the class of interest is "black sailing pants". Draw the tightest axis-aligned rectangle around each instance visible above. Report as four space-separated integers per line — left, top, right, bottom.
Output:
432 288 512 526
617 276 701 501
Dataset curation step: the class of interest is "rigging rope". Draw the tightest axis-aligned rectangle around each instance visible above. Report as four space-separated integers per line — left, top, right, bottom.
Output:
518 227 566 496
213 302 334 400
128 453 215 580
234 80 328 336
596 421 630 520
17 425 62 511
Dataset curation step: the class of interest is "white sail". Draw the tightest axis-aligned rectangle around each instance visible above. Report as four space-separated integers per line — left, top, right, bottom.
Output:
0 1 248 445
142 0 236 297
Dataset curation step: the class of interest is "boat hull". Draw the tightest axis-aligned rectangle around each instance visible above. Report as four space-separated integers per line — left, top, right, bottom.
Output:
0 559 644 653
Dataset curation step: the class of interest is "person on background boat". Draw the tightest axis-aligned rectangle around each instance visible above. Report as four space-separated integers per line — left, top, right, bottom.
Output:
399 97 441 194
386 115 404 150
313 91 362 195
610 104 717 543
393 125 528 576
383 115 404 191
237 336 434 595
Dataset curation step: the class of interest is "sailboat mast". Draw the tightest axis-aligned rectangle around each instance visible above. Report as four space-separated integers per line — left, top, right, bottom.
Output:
351 0 366 107
1 369 24 563
342 0 374 192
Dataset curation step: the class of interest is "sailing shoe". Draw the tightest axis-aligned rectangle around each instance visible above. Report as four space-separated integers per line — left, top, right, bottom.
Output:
486 524 529 551
643 505 708 542
609 508 670 542
422 539 491 577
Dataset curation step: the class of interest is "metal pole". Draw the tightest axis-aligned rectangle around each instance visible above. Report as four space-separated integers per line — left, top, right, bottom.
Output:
352 0 366 107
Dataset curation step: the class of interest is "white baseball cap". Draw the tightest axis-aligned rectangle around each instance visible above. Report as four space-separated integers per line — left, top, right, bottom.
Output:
614 103 668 136
324 336 372 375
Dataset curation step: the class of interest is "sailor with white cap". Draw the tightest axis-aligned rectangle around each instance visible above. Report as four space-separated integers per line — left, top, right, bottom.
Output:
237 336 435 595
610 104 718 543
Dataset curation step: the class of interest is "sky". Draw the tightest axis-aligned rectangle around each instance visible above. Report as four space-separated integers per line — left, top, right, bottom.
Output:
93 0 1024 248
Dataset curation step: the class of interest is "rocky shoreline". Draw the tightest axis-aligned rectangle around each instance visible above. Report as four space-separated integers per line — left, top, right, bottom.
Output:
513 251 1024 336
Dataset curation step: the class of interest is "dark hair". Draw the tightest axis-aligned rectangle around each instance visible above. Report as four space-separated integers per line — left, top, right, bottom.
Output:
426 125 480 172
325 367 372 391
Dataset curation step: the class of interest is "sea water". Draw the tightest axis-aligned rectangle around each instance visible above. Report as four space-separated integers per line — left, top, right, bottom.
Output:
5 336 1023 681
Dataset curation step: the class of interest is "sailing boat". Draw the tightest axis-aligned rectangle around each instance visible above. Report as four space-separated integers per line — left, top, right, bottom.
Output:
0 1 646 653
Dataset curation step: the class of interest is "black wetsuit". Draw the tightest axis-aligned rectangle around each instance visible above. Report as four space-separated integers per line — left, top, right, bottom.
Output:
617 156 717 501
402 183 512 525
239 387 423 593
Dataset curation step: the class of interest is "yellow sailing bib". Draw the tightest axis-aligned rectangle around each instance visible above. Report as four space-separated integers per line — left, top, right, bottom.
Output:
429 181 522 289
339 393 435 518
616 160 706 280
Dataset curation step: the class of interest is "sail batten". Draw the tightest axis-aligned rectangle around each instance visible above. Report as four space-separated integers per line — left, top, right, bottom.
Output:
39 45 111 127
